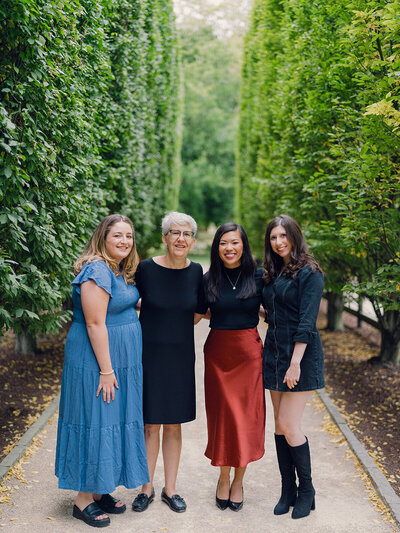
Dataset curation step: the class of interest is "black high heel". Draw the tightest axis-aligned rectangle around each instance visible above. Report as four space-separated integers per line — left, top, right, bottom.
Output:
228 485 243 512
215 480 229 510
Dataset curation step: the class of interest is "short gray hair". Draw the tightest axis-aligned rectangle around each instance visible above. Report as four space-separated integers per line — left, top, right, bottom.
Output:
161 211 198 235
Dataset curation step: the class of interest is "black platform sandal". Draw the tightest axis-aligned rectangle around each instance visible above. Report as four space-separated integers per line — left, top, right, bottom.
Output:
97 494 126 514
73 502 111 528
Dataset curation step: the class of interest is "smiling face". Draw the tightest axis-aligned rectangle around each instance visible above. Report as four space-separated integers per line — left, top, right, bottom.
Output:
218 230 243 268
105 221 134 262
162 223 195 260
270 224 292 265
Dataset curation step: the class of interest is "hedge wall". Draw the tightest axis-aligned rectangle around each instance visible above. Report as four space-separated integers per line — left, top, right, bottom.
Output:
237 0 400 362
0 0 180 342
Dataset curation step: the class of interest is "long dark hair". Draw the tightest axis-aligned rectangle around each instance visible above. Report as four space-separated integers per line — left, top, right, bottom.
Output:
263 214 322 283
204 222 257 303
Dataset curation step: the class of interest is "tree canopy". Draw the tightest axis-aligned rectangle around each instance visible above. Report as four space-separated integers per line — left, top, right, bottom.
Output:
178 26 240 227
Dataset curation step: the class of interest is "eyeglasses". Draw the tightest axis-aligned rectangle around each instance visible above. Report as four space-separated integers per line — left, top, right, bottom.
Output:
167 229 195 241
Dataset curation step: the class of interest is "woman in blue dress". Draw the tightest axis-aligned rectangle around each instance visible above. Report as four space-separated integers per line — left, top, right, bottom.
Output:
55 214 149 528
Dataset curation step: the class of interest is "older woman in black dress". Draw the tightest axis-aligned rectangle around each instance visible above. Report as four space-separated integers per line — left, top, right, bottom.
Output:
200 222 265 512
262 214 324 519
132 211 203 514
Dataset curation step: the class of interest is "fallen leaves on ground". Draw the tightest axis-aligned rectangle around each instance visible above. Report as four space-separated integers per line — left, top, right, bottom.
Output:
0 328 66 463
311 394 395 524
319 318 400 499
0 434 44 505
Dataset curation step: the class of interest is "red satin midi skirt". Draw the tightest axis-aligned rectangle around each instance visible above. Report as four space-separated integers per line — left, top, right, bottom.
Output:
204 327 266 467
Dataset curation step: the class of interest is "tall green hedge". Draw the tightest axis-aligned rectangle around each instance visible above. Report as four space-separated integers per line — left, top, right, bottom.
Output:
104 0 181 248
0 0 180 344
237 0 400 363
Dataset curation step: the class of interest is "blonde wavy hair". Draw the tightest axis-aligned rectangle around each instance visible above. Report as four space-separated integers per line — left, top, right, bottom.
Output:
74 214 139 284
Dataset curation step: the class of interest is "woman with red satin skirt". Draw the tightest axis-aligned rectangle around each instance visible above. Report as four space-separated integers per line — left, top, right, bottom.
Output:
198 222 265 512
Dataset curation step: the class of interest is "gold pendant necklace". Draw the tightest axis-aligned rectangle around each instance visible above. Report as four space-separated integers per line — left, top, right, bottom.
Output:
225 270 242 290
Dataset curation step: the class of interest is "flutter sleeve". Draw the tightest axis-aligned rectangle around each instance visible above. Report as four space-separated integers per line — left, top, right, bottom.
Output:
72 260 113 297
293 266 324 344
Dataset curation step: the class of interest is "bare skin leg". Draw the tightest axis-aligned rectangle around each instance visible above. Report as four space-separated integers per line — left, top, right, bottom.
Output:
74 492 108 521
162 424 182 497
141 423 161 496
230 466 246 503
217 466 231 500
270 390 310 446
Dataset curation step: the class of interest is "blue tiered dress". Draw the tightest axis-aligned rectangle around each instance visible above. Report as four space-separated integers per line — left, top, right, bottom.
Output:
55 260 149 493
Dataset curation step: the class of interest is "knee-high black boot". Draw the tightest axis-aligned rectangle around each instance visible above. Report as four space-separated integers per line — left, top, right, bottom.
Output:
273 434 297 515
289 437 315 519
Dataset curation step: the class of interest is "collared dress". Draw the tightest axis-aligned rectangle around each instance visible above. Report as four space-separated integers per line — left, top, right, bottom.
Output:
262 265 325 392
55 260 149 493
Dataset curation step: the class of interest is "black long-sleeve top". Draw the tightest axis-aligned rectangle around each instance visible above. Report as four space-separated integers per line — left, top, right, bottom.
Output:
200 267 264 330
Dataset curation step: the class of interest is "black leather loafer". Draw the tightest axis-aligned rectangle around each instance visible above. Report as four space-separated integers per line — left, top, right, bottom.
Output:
161 487 187 513
97 494 126 514
73 502 110 528
132 488 155 512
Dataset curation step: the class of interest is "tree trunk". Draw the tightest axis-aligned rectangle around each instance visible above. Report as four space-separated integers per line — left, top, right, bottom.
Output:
379 332 400 364
326 292 344 331
357 295 363 328
377 309 400 365
15 330 37 356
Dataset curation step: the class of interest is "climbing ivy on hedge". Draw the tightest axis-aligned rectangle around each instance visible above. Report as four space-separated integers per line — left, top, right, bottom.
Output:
0 0 180 343
103 0 181 248
237 0 400 363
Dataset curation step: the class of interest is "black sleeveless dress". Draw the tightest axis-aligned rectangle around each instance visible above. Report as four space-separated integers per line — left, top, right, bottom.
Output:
135 258 203 424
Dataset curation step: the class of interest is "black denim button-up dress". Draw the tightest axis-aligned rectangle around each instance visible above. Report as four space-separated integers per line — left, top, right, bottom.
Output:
262 265 325 392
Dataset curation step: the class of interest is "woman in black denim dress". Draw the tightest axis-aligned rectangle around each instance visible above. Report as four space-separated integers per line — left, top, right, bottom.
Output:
262 215 324 520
